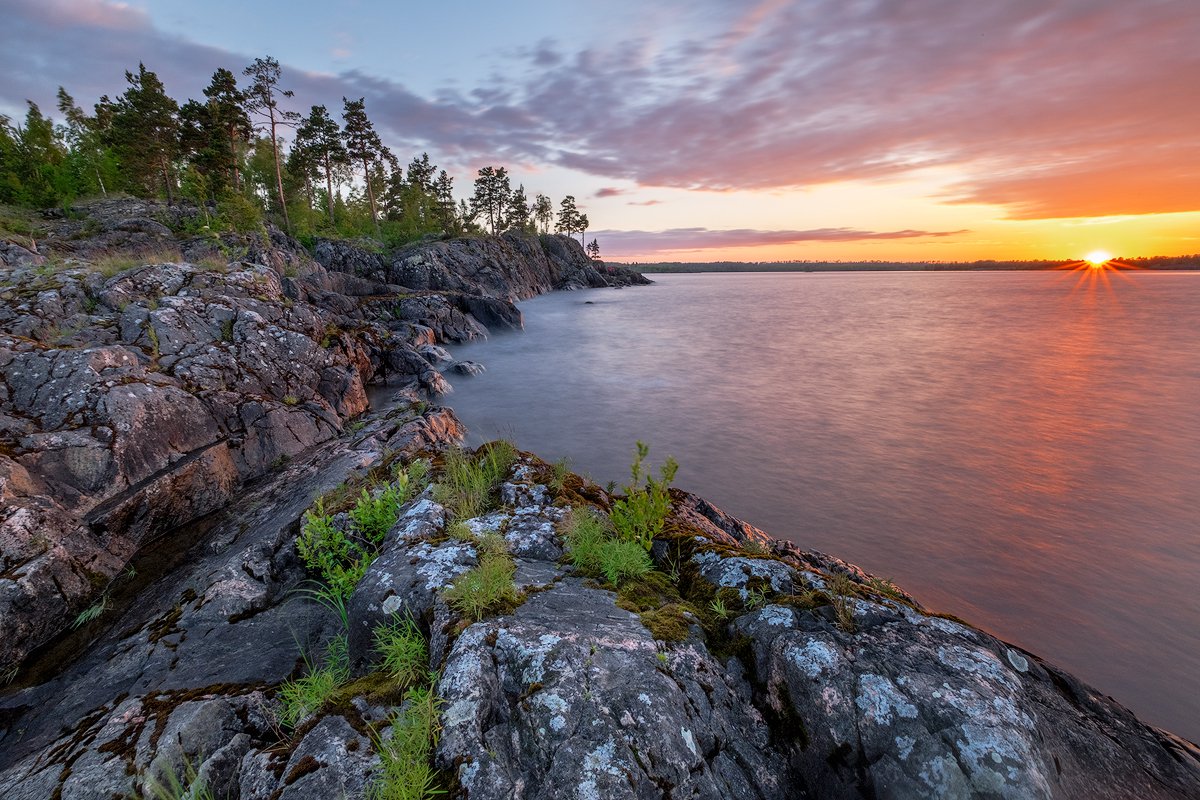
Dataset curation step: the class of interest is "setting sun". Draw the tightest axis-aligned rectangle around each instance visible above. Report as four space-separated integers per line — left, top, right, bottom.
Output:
1085 250 1114 266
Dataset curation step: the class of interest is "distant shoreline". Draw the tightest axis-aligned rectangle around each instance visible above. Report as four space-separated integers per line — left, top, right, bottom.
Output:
614 256 1200 274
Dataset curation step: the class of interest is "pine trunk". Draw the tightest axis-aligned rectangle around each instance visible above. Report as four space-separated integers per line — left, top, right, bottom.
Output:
324 155 335 226
269 109 290 233
364 158 379 235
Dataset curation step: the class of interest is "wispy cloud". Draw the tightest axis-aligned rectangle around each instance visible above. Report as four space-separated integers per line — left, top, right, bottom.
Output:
2 0 1197 220
595 226 967 256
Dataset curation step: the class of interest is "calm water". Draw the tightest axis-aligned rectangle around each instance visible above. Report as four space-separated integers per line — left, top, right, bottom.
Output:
446 271 1200 740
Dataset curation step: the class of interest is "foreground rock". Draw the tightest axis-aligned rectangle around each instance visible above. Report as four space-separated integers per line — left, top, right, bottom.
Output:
2 453 1196 799
0 199 627 674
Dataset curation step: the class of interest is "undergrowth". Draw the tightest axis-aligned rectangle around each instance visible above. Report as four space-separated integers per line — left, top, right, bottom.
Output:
444 543 520 622
433 441 516 520
370 683 443 800
610 441 677 551
565 508 652 586
278 634 350 728
143 754 215 800
374 615 427 687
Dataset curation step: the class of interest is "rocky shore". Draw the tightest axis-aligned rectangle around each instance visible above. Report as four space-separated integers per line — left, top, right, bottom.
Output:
1 201 1197 799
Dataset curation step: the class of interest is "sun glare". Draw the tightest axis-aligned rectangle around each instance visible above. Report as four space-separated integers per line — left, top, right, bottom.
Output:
1084 250 1113 266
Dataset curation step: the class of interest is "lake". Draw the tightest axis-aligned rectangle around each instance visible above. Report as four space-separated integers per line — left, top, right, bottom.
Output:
444 270 1200 741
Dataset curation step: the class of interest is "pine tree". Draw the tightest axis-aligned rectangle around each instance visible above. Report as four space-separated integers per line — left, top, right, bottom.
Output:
557 195 581 238
433 169 457 233
470 166 511 235
109 63 180 203
341 97 392 235
533 193 553 235
56 87 111 198
506 184 531 233
243 56 300 230
587 238 601 260
293 105 347 226
202 68 252 193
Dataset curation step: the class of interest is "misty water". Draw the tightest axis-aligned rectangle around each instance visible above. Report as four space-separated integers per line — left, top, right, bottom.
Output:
445 270 1200 741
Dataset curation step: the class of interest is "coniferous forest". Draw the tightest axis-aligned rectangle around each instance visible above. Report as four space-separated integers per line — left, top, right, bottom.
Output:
0 56 593 248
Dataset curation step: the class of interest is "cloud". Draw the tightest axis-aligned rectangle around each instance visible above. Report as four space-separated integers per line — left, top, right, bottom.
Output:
2 0 1197 219
595 187 625 198
627 199 662 206
594 226 966 256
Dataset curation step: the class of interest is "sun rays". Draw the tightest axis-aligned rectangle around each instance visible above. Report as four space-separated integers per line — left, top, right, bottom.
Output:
1055 254 1142 295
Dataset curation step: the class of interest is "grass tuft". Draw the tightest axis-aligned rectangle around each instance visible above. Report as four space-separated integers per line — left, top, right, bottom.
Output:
433 441 516 521
565 508 652 587
444 548 519 622
143 754 215 800
370 684 443 800
374 615 428 688
278 633 350 728
610 441 677 551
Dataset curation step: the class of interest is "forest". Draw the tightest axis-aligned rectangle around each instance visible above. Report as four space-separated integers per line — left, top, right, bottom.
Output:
0 57 595 251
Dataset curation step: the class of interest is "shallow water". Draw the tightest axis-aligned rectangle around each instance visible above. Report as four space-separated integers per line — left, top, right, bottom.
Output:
445 270 1200 740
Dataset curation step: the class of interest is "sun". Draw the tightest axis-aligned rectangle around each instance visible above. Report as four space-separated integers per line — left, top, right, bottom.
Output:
1084 250 1113 267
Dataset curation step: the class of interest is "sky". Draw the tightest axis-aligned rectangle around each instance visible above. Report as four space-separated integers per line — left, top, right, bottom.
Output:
1 0 1198 262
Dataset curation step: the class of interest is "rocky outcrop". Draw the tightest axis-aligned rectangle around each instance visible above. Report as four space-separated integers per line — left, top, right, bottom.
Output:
2 454 1196 799
0 200 573 675
314 230 650 301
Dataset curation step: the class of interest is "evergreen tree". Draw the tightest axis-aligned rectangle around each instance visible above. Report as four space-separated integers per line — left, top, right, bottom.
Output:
587 238 601 260
556 195 581 238
506 184 531 233
293 104 347 226
407 152 436 194
341 97 392 235
243 56 299 230
577 212 589 246
108 64 179 203
533 193 553 235
201 68 252 193
0 103 66 207
470 166 510 235
433 169 457 233
56 87 113 198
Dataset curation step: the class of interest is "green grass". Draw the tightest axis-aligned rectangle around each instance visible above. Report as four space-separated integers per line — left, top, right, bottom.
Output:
444 549 519 622
296 498 371 602
349 484 404 545
370 684 443 800
143 755 215 800
827 573 857 633
610 441 677 551
278 634 350 727
374 615 428 687
432 441 516 520
549 457 571 494
565 508 652 587
71 594 111 629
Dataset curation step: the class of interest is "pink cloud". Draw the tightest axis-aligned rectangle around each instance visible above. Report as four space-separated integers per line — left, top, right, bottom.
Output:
594 227 967 256
595 187 625 198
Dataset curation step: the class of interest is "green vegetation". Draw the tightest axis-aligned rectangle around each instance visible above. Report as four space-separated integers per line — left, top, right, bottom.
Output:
443 547 520 622
432 441 516 521
827 572 857 633
295 459 430 602
277 633 350 727
610 441 678 551
71 594 111 629
0 58 600 250
549 457 571 494
565 509 653 587
374 615 427 687
143 755 215 800
370 684 443 800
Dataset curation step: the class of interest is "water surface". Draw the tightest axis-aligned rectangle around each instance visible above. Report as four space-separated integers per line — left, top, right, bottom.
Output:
447 271 1200 740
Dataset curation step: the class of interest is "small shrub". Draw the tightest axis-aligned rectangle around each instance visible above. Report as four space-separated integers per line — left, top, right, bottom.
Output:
374 615 427 687
709 597 731 620
565 508 652 587
297 499 371 601
218 318 234 343
282 394 300 406
610 441 677 551
278 634 350 727
350 484 404 545
370 684 443 800
444 551 518 621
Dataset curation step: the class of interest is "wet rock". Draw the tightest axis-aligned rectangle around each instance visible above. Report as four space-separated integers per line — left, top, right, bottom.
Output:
450 359 486 376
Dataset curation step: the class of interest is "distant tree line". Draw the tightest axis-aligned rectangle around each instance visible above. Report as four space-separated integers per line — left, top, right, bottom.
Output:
0 57 598 250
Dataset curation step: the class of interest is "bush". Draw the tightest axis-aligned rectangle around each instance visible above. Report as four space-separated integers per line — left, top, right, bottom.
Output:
374 615 427 687
296 499 371 602
610 441 678 551
350 484 404 545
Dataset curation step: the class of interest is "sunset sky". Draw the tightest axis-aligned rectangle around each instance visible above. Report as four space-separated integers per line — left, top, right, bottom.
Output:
2 0 1198 262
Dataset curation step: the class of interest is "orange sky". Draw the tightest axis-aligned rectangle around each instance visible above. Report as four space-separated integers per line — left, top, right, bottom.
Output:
3 0 1198 262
